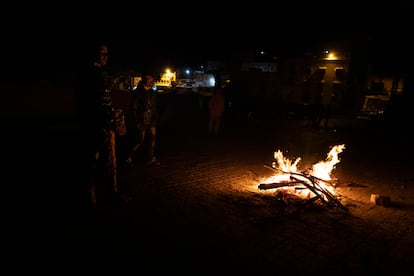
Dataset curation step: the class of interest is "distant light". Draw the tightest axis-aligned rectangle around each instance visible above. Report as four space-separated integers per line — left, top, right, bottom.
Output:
323 50 338 60
185 69 190 75
325 53 337 60
209 77 215 87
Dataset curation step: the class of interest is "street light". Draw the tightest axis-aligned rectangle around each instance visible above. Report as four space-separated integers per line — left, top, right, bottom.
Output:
323 50 338 61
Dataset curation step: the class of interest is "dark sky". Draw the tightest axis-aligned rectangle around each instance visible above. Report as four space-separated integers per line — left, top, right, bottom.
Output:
3 2 410 81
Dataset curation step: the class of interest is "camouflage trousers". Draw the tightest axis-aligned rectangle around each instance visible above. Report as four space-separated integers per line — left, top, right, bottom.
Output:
88 128 119 208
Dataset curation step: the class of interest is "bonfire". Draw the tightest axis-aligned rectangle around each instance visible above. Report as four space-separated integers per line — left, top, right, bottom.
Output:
259 144 347 212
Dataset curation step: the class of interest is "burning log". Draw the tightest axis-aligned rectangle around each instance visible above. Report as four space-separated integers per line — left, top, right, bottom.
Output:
258 181 304 190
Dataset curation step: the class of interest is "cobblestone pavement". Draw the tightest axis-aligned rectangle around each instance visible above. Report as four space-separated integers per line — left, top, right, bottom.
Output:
10 96 414 275
49 111 413 274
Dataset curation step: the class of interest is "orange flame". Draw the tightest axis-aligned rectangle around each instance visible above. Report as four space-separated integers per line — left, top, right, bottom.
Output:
273 150 301 173
260 144 346 199
310 144 345 180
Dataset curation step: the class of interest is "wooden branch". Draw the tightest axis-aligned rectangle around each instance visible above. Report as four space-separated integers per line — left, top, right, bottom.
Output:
258 181 304 190
263 163 347 212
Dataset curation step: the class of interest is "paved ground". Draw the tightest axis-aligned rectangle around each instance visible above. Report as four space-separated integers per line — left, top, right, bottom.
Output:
7 93 414 274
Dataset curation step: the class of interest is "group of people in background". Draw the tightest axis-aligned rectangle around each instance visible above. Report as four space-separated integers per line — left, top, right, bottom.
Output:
75 40 227 209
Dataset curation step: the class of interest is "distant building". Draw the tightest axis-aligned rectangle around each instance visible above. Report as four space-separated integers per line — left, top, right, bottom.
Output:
223 48 405 118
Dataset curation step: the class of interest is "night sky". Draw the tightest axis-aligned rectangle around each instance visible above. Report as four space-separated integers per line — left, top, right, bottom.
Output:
3 2 409 82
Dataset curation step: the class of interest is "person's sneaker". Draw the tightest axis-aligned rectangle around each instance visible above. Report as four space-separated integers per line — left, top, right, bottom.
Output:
147 157 160 166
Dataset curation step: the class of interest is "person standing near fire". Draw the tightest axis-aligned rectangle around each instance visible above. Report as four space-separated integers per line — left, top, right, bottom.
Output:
208 83 226 135
125 72 160 167
75 41 127 209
